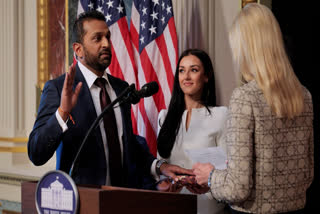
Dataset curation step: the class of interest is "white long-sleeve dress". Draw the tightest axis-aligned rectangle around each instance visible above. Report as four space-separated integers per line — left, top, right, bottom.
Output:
157 106 229 214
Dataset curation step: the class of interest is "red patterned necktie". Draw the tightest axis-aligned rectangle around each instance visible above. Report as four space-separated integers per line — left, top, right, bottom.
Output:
95 77 123 186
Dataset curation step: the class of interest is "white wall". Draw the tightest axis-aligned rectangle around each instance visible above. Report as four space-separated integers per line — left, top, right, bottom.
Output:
24 0 39 133
0 0 38 137
214 0 239 106
0 0 55 171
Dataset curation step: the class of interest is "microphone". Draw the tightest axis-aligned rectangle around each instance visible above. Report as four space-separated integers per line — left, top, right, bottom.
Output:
129 81 159 104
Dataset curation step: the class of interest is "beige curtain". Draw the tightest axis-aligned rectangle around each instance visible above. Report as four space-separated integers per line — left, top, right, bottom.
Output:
173 0 215 58
172 0 238 106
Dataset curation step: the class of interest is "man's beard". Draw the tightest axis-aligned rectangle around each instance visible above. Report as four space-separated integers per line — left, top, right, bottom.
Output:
83 47 112 73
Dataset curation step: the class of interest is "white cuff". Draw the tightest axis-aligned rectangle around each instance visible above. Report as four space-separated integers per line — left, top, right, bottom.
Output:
151 159 160 181
55 110 69 132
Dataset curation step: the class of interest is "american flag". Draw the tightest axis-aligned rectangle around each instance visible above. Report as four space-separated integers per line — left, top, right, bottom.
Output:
77 0 178 156
130 0 178 156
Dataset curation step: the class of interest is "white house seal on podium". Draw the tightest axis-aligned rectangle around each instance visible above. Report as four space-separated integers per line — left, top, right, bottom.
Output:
35 170 79 214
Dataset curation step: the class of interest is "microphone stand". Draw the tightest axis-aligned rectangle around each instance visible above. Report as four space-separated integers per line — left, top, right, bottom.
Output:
69 84 136 179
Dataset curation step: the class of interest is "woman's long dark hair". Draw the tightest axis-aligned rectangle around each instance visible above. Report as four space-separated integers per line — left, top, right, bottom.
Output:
157 49 216 158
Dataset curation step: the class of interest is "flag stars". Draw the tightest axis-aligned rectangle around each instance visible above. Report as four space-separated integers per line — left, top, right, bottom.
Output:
106 0 113 9
117 4 124 13
149 25 157 35
166 5 172 14
150 11 158 20
141 21 146 30
152 0 160 7
161 16 165 25
162 2 165 10
140 36 145 44
96 6 104 13
142 7 147 16
105 13 112 22
88 2 94 10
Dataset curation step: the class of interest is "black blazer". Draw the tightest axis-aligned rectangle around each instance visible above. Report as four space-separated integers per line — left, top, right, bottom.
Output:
28 64 156 188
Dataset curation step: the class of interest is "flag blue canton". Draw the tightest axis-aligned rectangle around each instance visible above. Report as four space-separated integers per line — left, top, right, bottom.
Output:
133 0 173 53
80 0 126 26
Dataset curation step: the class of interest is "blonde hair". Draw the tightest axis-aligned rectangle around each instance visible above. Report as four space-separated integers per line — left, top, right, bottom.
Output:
229 3 304 118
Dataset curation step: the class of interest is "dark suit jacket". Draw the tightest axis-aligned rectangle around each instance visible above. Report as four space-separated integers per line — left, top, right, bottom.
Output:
28 64 156 189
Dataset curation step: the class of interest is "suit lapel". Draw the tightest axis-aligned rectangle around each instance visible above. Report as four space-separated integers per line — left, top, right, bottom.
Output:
108 74 131 180
107 75 129 140
73 64 104 152
107 74 126 96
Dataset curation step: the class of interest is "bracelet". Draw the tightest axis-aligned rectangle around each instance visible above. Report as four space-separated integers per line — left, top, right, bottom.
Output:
58 107 75 125
156 159 167 175
208 169 214 187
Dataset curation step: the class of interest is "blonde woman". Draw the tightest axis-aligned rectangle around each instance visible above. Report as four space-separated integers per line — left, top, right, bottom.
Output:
193 3 314 214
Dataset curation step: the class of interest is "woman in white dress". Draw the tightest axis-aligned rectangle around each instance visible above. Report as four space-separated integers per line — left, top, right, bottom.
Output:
157 49 229 214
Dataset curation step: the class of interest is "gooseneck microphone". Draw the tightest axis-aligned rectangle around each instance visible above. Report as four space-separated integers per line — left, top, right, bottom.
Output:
128 81 159 104
69 81 159 179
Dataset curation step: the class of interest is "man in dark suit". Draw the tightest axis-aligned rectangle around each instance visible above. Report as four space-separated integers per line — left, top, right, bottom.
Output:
28 10 192 188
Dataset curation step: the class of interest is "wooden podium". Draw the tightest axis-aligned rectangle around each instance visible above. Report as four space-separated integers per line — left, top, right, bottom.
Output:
21 181 197 214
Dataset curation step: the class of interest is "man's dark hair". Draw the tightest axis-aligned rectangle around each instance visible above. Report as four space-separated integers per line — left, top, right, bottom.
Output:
72 10 106 44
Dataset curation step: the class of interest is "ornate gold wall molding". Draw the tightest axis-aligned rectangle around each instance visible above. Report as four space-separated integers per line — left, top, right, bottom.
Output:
37 0 49 90
0 137 27 153
37 0 68 90
0 146 27 153
0 137 28 143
